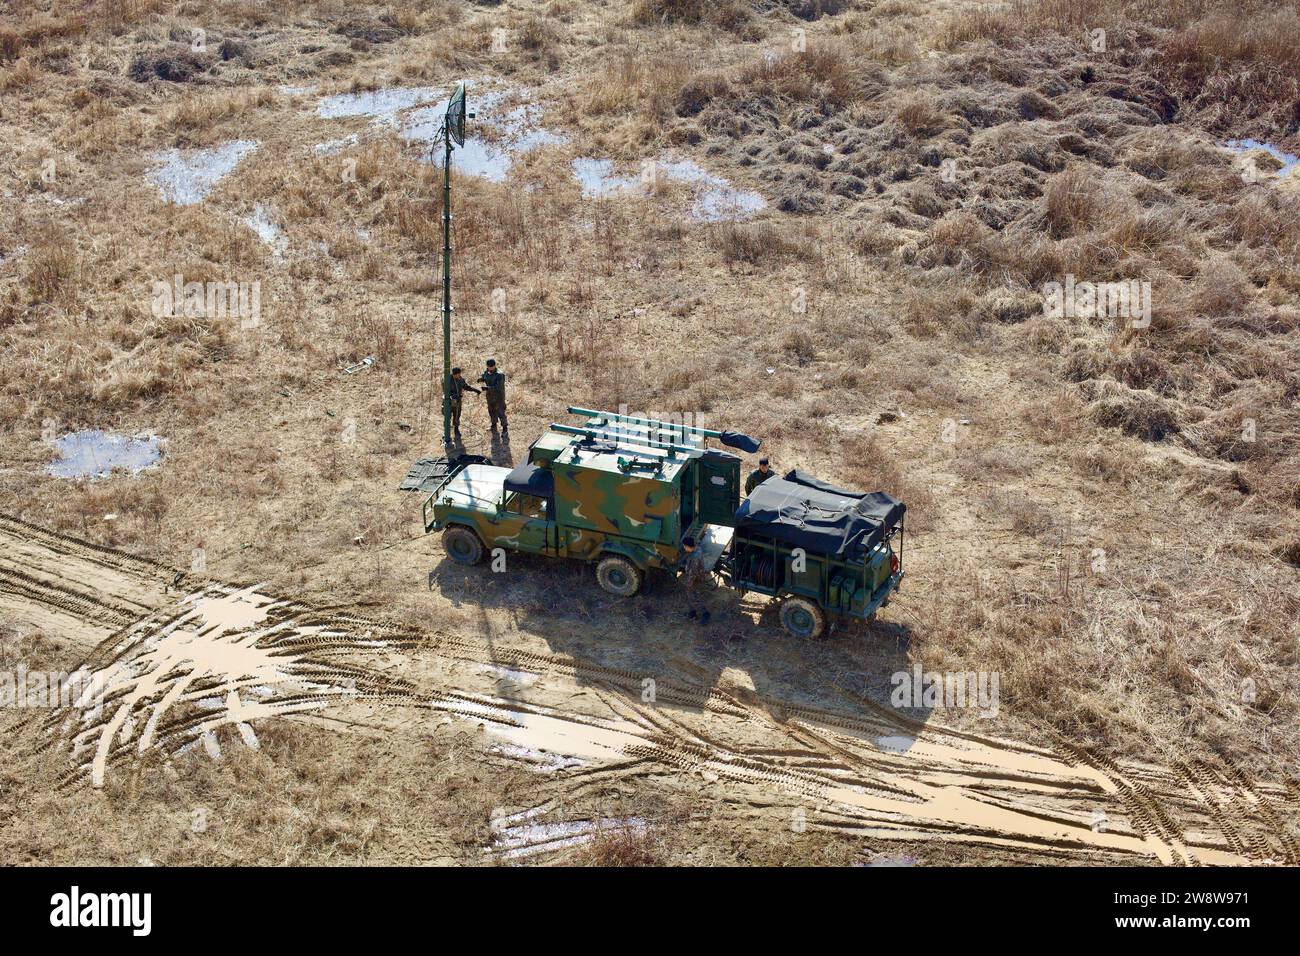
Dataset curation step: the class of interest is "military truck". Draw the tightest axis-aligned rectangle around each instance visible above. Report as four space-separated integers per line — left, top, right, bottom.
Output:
411 408 905 638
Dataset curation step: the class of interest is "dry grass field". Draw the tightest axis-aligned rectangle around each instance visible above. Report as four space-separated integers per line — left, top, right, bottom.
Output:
0 0 1297 865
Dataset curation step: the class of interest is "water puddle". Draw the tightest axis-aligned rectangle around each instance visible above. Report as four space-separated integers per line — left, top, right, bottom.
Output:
1225 138 1300 182
61 584 387 787
658 157 767 222
46 430 163 480
864 852 919 867
475 662 539 687
147 140 258 205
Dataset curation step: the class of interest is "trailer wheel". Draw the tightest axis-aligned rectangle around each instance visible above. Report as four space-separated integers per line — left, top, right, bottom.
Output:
596 555 642 597
779 597 826 640
443 526 485 566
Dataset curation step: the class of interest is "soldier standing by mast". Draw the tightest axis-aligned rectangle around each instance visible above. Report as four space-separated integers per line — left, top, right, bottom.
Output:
448 367 479 439
478 358 508 434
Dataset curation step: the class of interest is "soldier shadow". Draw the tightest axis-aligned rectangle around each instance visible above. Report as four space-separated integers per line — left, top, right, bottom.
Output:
444 431 514 468
425 551 932 745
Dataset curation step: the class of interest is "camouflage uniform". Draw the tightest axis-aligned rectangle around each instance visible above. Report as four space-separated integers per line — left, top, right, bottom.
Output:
478 368 508 432
681 547 710 618
448 375 479 434
745 467 773 496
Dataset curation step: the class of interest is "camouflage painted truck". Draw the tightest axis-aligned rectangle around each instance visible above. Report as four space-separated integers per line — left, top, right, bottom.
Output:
407 408 906 638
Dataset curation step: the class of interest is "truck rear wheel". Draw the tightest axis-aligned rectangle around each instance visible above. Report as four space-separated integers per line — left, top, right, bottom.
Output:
443 526 485 566
779 596 826 640
596 555 642 597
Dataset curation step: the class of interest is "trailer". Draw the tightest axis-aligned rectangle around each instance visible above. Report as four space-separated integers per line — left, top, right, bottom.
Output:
721 471 905 638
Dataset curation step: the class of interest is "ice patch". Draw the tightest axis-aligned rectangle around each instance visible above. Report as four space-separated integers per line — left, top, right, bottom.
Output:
489 742 585 773
0 245 27 268
571 157 640 197
312 84 565 182
404 94 566 182
475 663 539 687
46 430 163 480
147 140 259 205
316 85 441 124
245 203 287 256
313 134 359 156
571 155 766 221
487 816 647 860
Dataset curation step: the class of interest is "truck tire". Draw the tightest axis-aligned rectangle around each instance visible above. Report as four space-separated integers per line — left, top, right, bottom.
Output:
443 526 485 566
596 555 642 597
779 596 826 640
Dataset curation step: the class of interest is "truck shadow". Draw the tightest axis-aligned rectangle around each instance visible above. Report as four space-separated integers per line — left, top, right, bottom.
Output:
426 553 936 747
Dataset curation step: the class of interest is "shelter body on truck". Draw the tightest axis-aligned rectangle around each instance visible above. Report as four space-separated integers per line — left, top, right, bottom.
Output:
409 408 905 638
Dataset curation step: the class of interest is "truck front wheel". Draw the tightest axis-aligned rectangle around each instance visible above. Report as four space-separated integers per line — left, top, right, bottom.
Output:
443 526 485 566
596 555 642 597
779 596 826 640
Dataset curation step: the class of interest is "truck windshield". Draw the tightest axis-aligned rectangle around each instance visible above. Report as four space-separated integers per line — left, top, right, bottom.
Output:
504 493 547 519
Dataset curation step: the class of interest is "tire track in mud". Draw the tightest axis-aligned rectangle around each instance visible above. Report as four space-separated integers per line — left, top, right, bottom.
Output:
0 565 142 630
3 517 1290 863
1175 759 1294 864
0 513 169 577
1214 760 1299 864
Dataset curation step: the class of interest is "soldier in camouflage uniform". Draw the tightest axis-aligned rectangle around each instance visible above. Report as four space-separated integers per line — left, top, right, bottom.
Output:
448 367 480 438
478 358 508 434
745 457 773 496
680 535 711 625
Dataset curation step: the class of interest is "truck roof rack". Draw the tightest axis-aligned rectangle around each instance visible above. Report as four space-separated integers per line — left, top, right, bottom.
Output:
548 422 704 460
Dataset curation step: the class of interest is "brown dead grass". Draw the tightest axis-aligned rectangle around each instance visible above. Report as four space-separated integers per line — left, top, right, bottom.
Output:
0 0 1297 867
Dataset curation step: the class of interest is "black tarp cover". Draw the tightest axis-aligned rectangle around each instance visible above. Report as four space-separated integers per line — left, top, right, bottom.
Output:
719 431 761 454
504 463 555 497
734 470 905 558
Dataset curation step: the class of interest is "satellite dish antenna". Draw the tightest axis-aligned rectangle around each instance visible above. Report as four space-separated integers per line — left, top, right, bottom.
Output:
446 81 466 147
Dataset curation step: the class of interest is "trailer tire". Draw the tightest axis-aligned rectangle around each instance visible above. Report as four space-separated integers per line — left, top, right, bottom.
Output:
443 526 485 566
779 596 826 640
596 555 642 597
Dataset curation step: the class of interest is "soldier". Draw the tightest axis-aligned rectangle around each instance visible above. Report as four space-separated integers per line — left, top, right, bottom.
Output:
478 358 508 434
680 535 711 625
448 367 479 438
745 457 774 496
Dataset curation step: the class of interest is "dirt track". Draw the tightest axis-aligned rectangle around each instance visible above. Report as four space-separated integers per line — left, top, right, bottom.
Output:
1 513 1295 865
